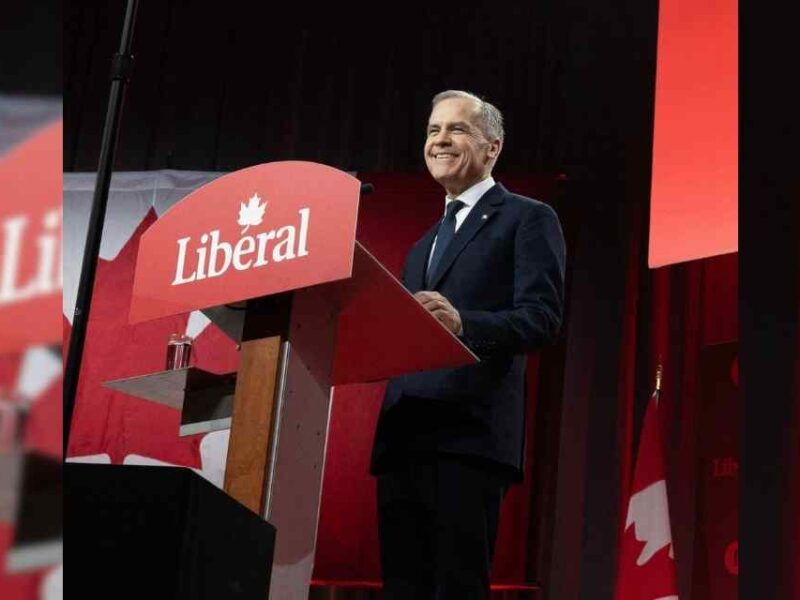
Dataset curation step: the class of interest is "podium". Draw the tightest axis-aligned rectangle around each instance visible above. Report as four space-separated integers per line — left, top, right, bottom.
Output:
102 161 478 599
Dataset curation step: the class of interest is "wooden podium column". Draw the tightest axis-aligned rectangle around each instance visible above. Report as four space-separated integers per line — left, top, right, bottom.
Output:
223 294 291 514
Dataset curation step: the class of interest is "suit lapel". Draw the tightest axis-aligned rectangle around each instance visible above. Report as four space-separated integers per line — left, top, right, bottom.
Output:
405 223 439 292
428 183 506 290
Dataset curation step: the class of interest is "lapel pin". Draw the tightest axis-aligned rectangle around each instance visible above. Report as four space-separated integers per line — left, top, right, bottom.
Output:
481 214 488 220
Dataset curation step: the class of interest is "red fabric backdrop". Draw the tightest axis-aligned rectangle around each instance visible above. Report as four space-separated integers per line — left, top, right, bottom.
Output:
691 342 738 597
65 213 240 466
64 172 741 596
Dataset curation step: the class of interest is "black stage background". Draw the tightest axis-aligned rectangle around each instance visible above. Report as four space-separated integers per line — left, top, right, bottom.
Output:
740 4 800 598
0 2 61 96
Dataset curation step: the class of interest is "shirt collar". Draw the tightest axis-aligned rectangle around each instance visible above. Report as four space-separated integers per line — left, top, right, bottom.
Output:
445 176 496 212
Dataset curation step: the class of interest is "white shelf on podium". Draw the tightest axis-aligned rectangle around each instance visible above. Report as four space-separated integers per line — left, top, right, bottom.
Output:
103 367 237 436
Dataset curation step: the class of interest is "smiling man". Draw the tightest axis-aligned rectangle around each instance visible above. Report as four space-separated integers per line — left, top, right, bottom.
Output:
370 90 567 598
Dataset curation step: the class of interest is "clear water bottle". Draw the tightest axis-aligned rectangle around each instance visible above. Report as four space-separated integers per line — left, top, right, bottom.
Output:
165 333 193 370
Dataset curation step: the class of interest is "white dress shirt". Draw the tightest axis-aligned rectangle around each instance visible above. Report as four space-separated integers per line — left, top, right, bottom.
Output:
427 176 496 269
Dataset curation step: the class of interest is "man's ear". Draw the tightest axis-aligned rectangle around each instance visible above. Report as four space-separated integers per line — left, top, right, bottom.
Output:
487 138 503 160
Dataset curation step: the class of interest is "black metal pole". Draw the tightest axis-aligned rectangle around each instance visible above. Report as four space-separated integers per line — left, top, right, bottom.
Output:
64 0 139 456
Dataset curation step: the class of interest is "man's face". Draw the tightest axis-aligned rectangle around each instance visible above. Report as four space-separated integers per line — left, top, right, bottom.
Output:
424 97 501 196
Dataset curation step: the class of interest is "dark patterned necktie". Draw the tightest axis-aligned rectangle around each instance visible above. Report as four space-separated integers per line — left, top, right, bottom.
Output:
426 199 465 286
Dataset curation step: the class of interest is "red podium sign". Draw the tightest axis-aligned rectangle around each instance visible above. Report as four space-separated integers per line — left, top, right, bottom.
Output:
130 162 361 322
0 121 62 353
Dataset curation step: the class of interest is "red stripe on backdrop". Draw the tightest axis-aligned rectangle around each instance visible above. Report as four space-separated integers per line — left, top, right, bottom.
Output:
673 260 704 596
616 201 645 555
701 254 738 346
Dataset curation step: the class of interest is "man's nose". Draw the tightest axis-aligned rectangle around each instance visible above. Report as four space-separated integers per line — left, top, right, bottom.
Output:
431 130 452 145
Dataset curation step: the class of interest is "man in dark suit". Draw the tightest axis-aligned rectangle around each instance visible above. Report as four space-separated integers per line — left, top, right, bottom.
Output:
370 90 566 599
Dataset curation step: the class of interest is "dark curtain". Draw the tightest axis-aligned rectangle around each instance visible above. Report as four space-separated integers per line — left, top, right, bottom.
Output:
740 184 800 599
64 1 570 174
0 1 61 95
740 20 800 592
740 2 800 596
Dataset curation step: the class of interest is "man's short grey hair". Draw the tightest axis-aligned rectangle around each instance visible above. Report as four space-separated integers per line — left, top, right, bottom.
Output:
432 90 505 142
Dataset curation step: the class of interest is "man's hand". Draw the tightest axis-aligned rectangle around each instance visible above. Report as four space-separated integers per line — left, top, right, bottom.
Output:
414 291 463 335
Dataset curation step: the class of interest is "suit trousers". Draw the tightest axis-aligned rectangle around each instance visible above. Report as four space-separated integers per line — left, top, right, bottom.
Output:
376 454 508 599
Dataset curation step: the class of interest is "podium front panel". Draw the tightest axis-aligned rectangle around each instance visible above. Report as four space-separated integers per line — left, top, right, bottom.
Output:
332 242 478 385
267 285 339 600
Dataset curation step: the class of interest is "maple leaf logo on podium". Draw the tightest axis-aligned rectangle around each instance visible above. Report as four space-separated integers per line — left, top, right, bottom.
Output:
238 193 267 233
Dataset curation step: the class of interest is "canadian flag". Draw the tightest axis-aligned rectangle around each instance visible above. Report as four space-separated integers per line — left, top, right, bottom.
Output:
615 380 679 600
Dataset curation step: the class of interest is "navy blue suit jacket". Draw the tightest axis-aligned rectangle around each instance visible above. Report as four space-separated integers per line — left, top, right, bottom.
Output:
370 182 566 481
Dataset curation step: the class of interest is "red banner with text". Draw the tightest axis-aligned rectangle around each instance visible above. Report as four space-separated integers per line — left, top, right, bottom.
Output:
130 161 360 323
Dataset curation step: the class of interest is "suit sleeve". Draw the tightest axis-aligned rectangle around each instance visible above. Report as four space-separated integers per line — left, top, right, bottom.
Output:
458 204 566 356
